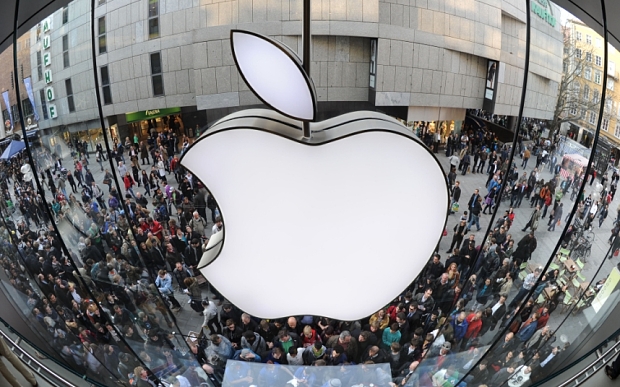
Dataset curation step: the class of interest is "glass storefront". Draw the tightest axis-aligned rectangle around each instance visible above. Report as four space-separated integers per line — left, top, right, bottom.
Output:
0 0 617 387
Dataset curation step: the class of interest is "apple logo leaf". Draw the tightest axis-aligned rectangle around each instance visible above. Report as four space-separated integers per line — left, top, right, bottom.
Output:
231 30 317 122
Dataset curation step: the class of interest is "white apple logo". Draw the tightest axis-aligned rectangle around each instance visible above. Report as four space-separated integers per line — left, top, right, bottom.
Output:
181 31 448 320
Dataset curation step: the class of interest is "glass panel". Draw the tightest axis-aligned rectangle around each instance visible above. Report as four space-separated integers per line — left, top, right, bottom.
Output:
152 75 164 97
148 18 159 39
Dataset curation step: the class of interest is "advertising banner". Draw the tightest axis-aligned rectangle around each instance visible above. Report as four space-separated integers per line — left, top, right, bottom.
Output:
2 91 13 130
23 77 39 121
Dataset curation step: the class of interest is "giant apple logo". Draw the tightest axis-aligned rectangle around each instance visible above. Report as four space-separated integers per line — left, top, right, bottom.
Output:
180 30 448 320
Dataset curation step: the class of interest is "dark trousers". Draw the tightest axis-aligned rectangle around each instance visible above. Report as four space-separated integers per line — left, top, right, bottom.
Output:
449 235 463 252
607 352 620 378
166 293 181 309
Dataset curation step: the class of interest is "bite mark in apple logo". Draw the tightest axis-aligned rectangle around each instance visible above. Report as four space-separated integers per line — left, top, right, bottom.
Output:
180 30 449 320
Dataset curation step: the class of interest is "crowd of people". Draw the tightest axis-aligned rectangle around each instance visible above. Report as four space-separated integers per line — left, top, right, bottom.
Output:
0 124 228 386
0 111 614 387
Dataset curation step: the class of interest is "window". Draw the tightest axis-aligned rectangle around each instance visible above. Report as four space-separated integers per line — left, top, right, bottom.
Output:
100 66 112 105
569 105 577 115
586 52 592 62
586 34 592 44
576 31 582 41
585 66 592 80
596 38 602 48
150 52 164 96
595 71 602 84
610 61 616 75
62 7 68 25
575 48 582 59
148 0 159 39
588 111 597 125
615 124 620 138
39 89 48 120
98 16 106 54
36 51 42 81
62 35 69 68
608 78 615 91
65 79 75 112
602 119 609 131
11 105 20 124
21 99 33 118
583 85 590 100
596 55 602 67
606 98 613 113
593 90 600 104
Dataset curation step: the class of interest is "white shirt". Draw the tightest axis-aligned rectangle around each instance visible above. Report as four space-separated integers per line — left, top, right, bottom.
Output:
590 204 598 215
540 352 556 367
492 301 503 314
212 224 223 235
286 348 305 365
70 289 82 304
508 366 531 387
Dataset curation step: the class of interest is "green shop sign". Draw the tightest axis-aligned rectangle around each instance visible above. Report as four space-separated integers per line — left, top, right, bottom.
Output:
125 107 181 123
531 0 556 27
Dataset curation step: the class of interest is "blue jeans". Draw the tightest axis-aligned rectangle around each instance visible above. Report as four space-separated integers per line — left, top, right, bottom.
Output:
467 214 480 231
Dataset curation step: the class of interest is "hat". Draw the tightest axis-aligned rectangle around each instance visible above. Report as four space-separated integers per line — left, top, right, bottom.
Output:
329 379 342 387
241 349 251 356
442 342 451 350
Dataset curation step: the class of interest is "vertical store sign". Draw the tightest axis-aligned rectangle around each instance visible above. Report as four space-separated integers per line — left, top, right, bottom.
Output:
42 17 57 119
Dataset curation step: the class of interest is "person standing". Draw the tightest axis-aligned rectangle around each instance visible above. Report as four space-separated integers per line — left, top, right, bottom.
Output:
548 203 563 231
450 181 461 215
521 147 531 169
599 204 609 227
522 205 541 232
468 189 481 222
461 153 471 176
509 268 541 308
466 197 483 232
448 220 467 253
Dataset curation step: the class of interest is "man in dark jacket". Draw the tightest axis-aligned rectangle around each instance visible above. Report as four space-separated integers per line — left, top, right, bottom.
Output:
424 254 444 279
513 232 538 264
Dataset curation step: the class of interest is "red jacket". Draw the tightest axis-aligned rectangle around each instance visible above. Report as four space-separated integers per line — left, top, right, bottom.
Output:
123 175 134 190
536 307 549 330
149 220 163 240
464 313 482 339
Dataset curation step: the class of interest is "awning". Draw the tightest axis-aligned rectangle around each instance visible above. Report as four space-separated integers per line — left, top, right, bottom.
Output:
0 140 25 159
125 107 181 123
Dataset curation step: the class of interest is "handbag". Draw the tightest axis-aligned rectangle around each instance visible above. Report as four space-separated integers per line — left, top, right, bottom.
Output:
443 228 448 237
195 274 208 286
451 202 460 212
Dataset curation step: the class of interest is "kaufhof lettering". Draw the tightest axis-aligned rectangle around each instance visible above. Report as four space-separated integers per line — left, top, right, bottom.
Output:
42 16 57 119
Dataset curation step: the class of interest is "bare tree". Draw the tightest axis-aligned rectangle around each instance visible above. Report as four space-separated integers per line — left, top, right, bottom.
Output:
551 23 614 135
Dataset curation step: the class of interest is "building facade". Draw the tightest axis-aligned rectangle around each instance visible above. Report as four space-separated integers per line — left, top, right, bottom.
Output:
25 0 563 146
563 19 620 163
